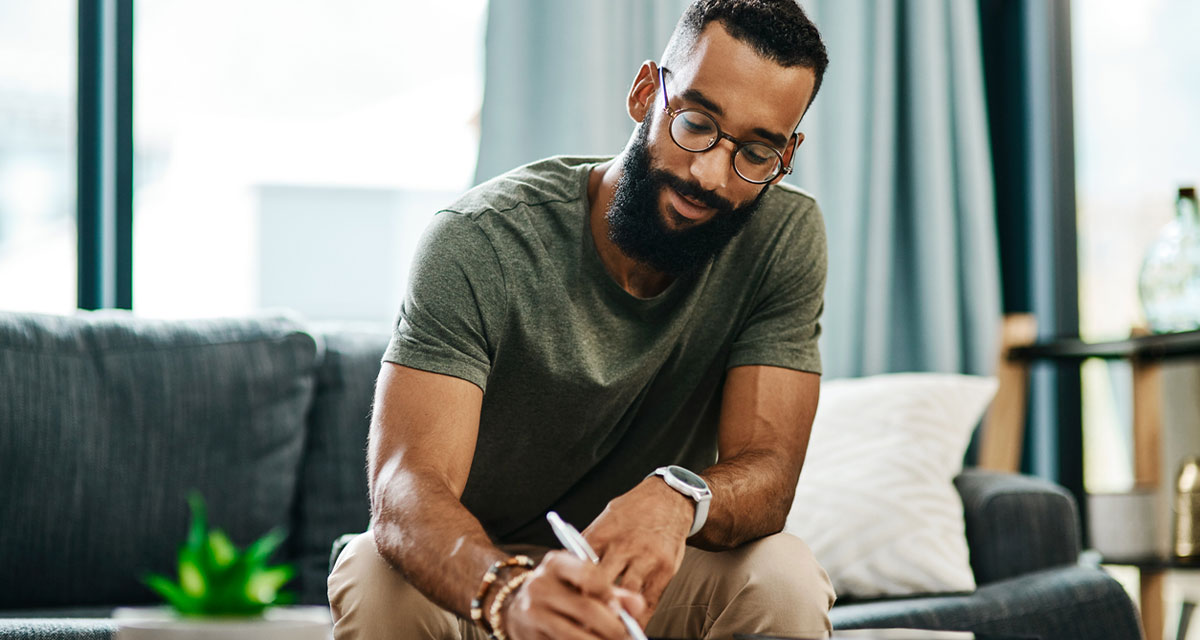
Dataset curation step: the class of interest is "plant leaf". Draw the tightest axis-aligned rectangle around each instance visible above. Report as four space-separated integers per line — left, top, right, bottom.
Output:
207 529 237 569
144 574 200 614
178 549 207 599
243 565 295 605
185 491 208 558
241 527 287 569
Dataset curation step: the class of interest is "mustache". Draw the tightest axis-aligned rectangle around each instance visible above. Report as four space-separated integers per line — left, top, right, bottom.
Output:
650 168 736 212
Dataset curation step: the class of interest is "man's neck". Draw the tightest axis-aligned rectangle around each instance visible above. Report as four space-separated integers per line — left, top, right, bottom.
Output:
587 158 676 299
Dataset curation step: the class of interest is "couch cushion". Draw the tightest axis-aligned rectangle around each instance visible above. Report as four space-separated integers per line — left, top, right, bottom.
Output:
291 327 387 605
0 311 318 609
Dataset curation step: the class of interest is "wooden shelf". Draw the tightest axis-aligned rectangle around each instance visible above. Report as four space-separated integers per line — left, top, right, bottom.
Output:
1008 329 1200 363
1102 555 1200 571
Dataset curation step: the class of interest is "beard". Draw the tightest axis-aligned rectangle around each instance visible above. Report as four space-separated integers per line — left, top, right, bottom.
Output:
605 112 769 277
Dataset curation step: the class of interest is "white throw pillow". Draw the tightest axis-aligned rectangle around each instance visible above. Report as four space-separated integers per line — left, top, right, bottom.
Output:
784 373 998 599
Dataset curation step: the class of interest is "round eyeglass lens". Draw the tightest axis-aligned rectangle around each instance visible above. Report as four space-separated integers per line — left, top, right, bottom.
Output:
670 110 719 151
733 143 782 183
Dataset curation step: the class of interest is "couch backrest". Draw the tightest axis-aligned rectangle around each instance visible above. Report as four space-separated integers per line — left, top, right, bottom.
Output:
290 328 386 605
0 311 318 608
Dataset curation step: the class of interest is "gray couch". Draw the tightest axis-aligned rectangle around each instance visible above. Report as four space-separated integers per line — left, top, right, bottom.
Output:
0 311 1142 639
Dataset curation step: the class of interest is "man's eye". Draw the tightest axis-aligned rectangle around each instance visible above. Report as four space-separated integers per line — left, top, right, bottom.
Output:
680 113 715 133
741 145 775 165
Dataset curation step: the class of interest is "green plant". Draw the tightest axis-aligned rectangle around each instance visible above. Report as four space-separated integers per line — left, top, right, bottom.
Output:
144 492 295 616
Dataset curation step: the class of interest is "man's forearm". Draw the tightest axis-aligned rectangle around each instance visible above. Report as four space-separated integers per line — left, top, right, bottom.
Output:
370 459 509 617
692 448 800 550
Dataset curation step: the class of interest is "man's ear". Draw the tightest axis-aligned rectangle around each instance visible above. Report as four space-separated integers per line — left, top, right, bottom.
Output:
770 132 805 185
627 61 659 124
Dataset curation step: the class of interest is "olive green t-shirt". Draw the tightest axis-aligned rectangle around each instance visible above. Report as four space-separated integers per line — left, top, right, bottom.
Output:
384 155 826 547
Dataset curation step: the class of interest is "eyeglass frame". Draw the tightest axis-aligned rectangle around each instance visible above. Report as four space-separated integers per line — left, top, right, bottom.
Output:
656 65 799 185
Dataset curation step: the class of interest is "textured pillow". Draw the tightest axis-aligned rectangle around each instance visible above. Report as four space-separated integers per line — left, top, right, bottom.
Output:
0 311 318 608
785 373 998 599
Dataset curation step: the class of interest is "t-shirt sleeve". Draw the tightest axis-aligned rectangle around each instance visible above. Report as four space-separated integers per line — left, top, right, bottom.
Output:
727 196 827 375
382 211 506 391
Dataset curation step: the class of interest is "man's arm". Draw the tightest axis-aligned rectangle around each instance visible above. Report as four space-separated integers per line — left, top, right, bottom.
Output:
583 364 818 616
369 362 642 639
367 362 501 614
693 364 819 549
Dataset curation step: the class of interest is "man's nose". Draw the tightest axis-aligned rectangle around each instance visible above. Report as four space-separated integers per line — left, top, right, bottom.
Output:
688 141 733 194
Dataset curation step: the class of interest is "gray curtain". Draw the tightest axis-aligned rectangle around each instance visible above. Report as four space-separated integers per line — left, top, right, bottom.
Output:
474 0 691 184
473 0 1002 379
793 0 1000 377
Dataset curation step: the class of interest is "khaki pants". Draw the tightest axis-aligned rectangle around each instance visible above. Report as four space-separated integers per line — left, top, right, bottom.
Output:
328 531 836 640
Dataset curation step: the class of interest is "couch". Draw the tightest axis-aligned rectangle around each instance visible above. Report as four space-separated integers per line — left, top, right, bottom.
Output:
0 311 1142 639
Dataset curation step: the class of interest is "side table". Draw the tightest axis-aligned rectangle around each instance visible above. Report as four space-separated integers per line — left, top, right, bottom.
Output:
732 630 1036 640
981 322 1200 640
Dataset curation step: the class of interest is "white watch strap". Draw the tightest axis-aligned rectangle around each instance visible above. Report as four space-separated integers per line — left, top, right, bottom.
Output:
688 496 708 537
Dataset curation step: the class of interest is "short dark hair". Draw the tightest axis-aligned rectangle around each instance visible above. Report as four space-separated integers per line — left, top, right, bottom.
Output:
662 0 829 108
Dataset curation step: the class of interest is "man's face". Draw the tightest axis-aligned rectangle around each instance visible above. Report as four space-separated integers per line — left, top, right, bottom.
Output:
607 110 768 276
607 23 817 276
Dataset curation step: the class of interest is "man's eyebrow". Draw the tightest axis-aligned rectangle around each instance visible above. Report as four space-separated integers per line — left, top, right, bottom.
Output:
751 127 789 150
680 88 790 149
681 88 725 117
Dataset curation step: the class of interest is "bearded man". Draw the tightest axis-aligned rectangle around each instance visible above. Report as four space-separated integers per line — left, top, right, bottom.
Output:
328 1 835 638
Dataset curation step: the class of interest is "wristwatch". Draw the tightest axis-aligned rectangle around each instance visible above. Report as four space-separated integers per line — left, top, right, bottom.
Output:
648 465 712 537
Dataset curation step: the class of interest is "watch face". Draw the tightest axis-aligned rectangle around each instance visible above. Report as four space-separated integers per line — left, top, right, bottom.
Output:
669 466 708 489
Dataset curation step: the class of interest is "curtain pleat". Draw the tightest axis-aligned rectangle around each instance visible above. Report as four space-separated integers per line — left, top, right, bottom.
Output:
794 0 1000 378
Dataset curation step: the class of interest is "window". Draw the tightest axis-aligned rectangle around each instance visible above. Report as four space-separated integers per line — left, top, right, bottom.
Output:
0 1 77 313
1073 0 1200 490
133 1 487 321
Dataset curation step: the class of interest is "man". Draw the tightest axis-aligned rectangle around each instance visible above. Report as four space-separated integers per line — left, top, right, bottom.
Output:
328 1 834 638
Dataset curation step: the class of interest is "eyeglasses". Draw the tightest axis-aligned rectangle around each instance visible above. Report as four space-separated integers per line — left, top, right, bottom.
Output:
657 66 796 185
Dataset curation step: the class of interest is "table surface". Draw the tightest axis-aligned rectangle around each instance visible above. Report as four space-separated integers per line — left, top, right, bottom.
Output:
724 630 1034 640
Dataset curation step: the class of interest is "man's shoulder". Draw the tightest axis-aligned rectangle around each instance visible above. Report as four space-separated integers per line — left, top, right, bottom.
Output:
718 181 826 273
763 181 820 215
740 181 825 242
443 155 606 221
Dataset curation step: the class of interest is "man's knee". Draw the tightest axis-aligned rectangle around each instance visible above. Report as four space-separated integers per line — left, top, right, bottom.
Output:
704 533 836 637
734 533 835 610
328 531 467 639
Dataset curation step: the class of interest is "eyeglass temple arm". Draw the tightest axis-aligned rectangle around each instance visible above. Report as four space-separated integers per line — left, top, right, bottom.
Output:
782 134 801 175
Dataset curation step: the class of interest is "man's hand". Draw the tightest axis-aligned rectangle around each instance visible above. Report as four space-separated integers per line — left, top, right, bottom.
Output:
503 551 646 640
582 477 695 622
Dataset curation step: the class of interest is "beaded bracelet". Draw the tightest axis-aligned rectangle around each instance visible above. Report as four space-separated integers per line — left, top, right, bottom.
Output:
470 555 534 634
488 569 533 640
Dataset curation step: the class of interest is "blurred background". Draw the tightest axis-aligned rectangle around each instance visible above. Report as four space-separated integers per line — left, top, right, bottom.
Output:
2 0 1200 581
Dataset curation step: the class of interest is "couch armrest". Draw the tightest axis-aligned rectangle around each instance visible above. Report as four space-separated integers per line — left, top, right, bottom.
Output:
954 469 1082 585
831 564 1143 640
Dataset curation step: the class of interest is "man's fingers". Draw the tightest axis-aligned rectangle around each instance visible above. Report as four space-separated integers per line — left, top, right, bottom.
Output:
543 551 614 600
614 554 660 595
537 612 616 640
595 550 632 586
641 570 674 615
611 586 647 619
543 590 630 640
522 558 631 640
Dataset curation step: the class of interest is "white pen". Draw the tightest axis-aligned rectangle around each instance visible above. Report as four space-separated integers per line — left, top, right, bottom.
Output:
546 511 649 640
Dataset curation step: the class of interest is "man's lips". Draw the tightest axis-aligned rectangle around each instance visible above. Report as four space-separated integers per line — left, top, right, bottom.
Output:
666 186 715 220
